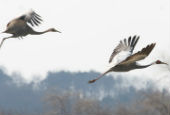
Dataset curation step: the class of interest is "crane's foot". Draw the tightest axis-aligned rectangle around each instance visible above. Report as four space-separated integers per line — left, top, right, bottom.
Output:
88 79 96 84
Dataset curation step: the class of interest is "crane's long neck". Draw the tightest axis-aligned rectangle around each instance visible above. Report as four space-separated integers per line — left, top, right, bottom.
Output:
30 29 50 35
135 62 156 69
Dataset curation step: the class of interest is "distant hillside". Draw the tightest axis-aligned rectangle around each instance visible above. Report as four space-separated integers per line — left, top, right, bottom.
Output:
0 69 154 113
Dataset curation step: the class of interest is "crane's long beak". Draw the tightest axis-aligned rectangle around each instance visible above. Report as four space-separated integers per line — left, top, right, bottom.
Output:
54 29 61 33
161 62 168 65
56 30 61 33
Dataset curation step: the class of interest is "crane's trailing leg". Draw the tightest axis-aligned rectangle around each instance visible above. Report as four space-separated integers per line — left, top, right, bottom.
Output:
0 36 13 49
88 69 112 83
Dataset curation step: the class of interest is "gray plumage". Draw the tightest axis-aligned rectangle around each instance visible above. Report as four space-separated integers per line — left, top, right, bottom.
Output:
89 35 167 83
0 10 61 49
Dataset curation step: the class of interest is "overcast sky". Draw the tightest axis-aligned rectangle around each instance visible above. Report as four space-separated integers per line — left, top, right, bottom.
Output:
0 0 169 83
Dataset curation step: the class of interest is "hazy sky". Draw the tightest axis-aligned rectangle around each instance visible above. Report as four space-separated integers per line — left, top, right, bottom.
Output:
0 0 169 82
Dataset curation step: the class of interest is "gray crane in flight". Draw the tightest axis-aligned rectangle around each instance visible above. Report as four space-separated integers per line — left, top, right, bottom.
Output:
0 10 61 49
89 35 168 83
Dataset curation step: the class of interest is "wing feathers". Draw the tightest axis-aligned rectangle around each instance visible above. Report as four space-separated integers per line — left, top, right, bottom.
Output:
131 36 136 46
108 35 140 63
119 43 156 65
18 10 43 27
124 39 127 46
128 36 131 46
131 36 139 52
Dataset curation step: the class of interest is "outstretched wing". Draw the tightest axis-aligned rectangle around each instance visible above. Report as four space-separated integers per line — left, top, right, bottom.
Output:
18 10 43 27
119 43 156 65
108 35 139 63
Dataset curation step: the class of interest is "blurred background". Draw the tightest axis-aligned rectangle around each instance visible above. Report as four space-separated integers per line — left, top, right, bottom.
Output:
0 0 169 114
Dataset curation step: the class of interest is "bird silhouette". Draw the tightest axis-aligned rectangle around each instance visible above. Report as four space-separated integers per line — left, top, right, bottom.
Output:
89 35 168 83
0 10 61 49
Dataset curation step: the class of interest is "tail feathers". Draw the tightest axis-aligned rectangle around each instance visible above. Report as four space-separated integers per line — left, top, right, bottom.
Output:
88 69 111 83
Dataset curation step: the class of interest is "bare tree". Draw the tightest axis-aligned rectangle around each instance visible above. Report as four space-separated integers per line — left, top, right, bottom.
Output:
115 90 170 115
43 88 113 115
73 98 112 115
43 89 75 115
